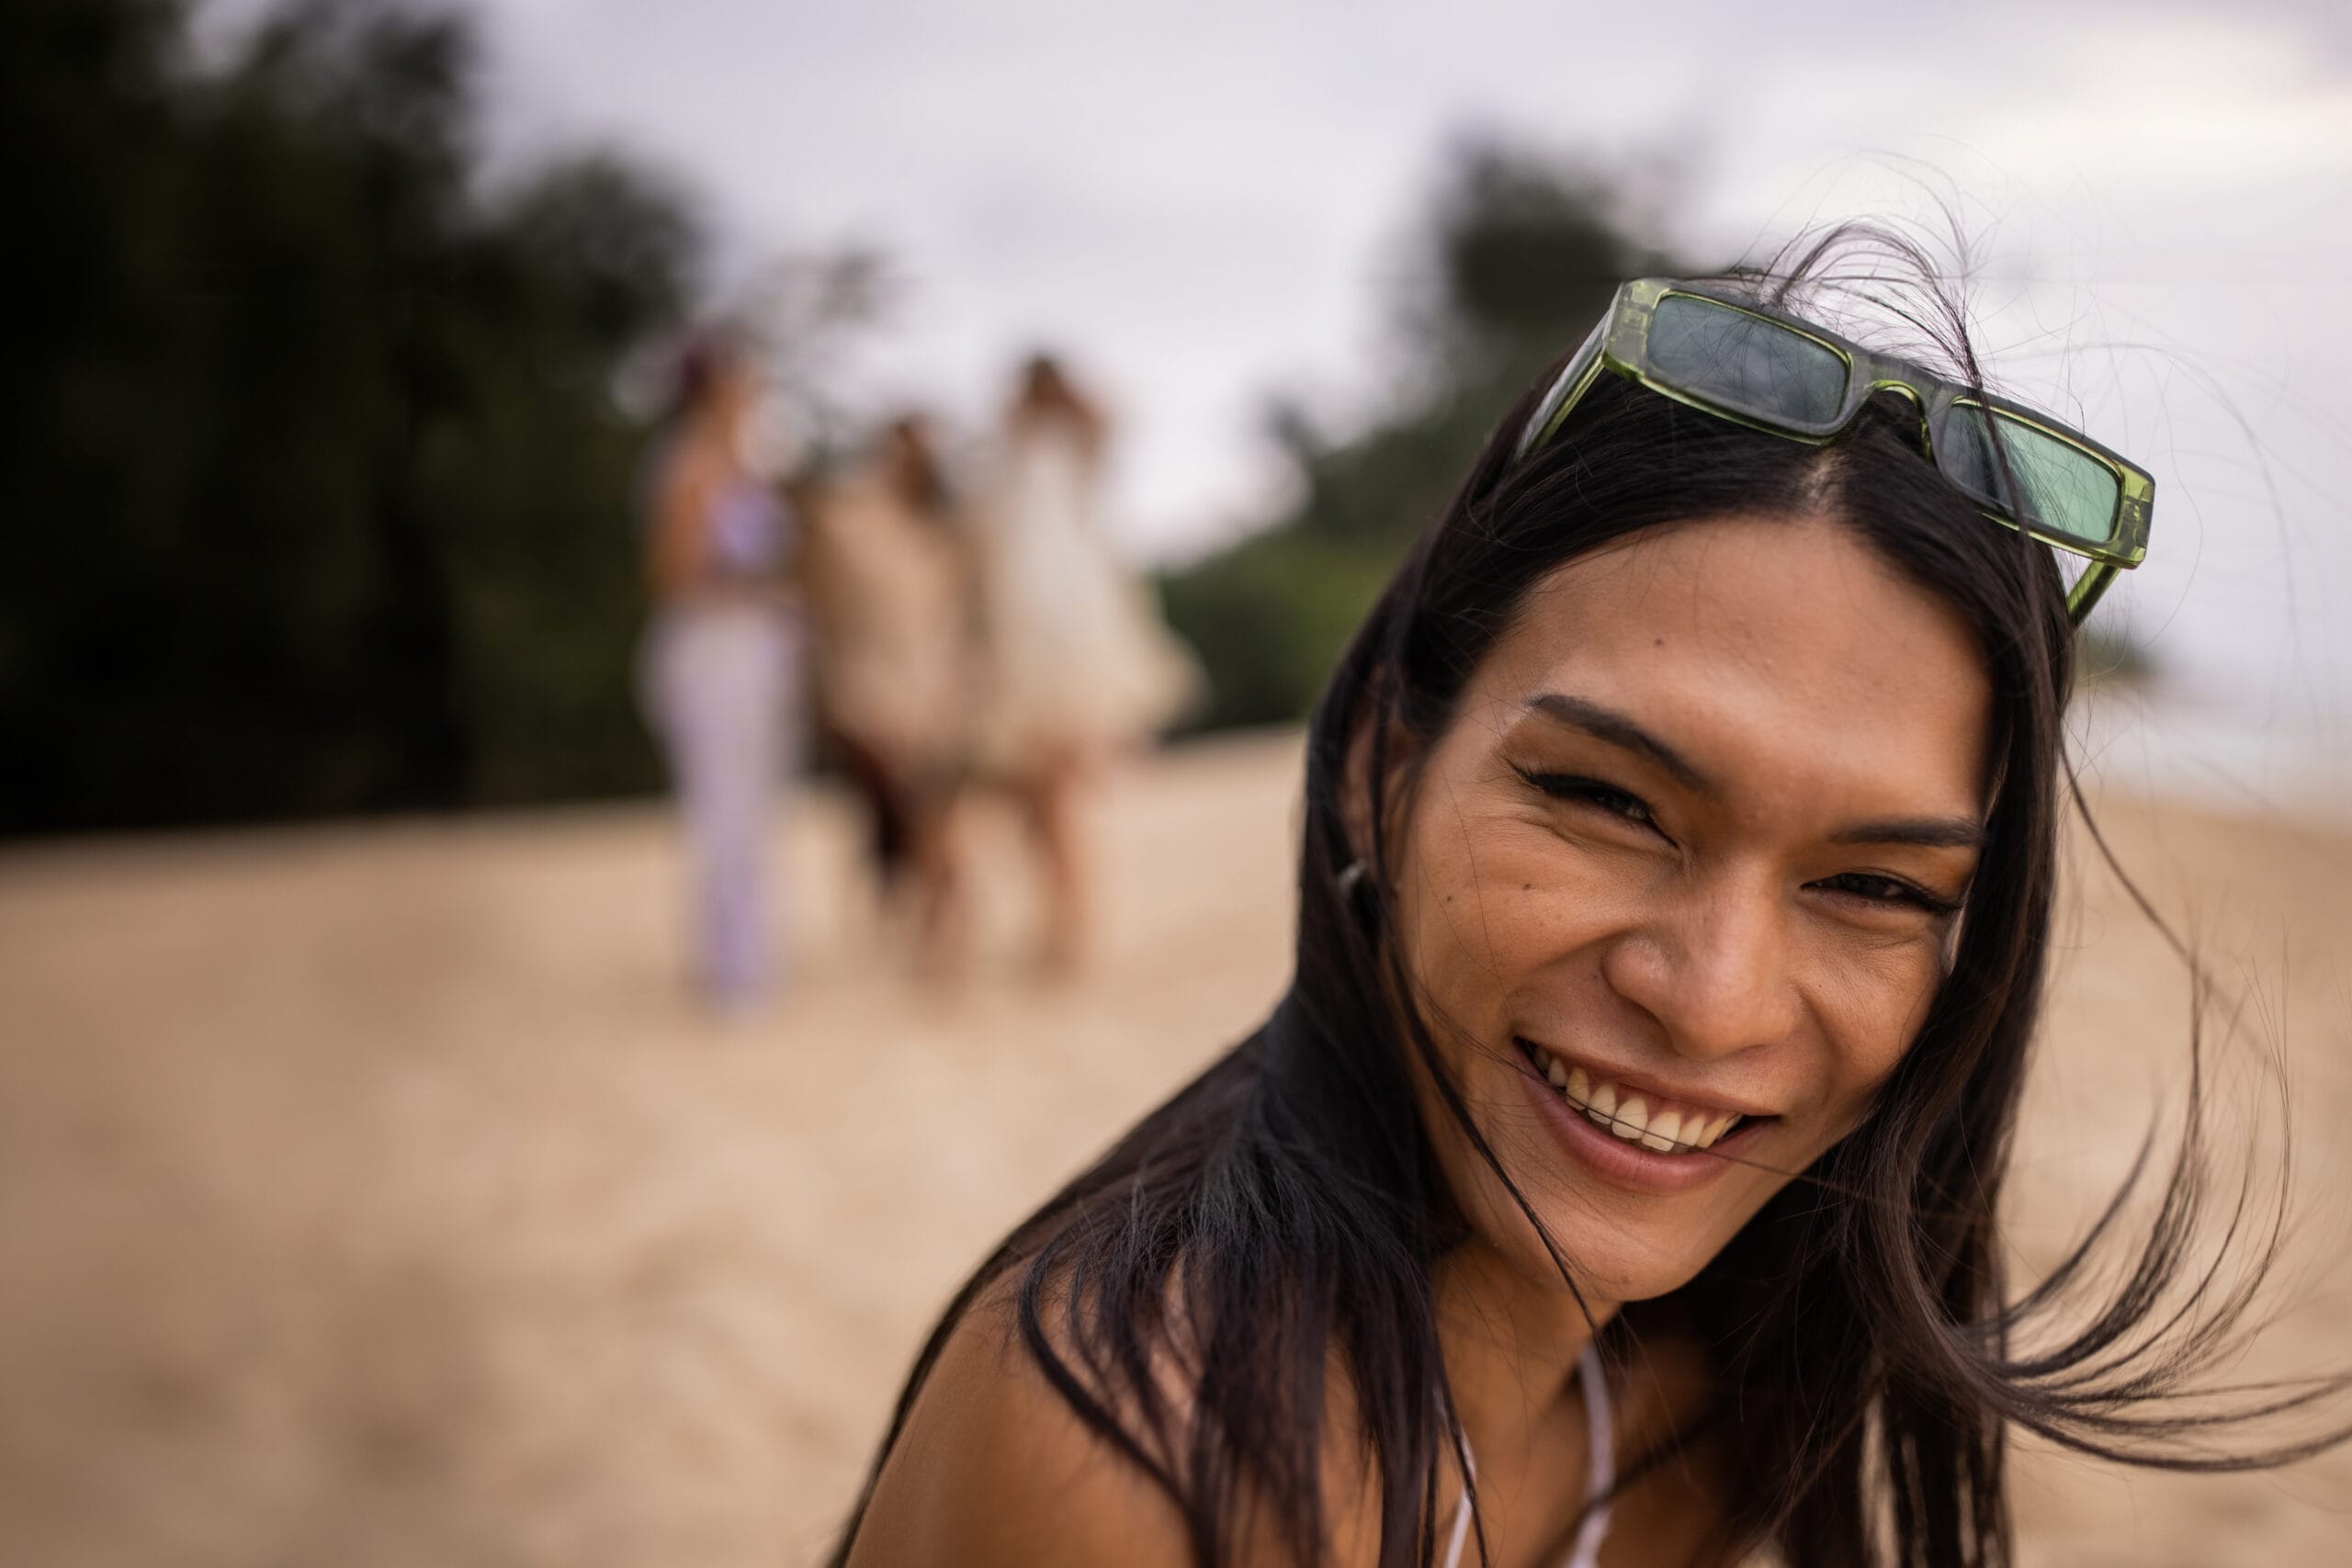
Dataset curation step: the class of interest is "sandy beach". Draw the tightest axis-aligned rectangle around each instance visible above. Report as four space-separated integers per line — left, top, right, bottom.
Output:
3 728 2346 1566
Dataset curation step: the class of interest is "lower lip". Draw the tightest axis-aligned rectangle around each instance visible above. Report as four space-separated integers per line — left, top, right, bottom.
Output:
1512 1049 1768 1196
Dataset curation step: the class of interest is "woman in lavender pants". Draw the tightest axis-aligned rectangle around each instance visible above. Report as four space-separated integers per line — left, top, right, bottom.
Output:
639 341 799 1009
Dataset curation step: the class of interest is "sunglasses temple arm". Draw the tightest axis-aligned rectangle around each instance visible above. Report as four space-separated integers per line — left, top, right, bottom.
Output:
2064 561 2118 625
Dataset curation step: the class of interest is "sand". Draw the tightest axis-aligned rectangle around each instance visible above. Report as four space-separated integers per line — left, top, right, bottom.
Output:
1 729 2346 1566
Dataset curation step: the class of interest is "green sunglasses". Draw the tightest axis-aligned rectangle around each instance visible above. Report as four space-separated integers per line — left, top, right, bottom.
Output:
1513 278 2154 622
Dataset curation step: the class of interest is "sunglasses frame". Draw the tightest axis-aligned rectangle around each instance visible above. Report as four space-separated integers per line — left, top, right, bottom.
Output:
1512 278 2154 623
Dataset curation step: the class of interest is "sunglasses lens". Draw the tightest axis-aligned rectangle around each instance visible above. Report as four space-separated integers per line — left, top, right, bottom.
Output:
1649 294 1849 428
1943 404 2121 549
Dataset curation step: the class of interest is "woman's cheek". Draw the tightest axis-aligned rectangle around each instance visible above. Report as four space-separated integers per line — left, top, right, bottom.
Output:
1815 963 1942 1138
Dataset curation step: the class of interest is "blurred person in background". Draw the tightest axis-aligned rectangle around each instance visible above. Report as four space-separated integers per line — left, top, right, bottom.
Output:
638 336 800 1010
805 412 978 983
826 250 2350 1565
970 354 1202 977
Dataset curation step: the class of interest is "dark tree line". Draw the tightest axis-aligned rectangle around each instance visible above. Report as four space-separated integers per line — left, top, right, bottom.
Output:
3 0 702 835
0 0 1693 835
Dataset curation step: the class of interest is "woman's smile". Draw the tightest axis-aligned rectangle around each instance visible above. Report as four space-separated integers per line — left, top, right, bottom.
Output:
1520 1038 1768 1149
1513 1063 1763 1200
1503 1035 1781 1199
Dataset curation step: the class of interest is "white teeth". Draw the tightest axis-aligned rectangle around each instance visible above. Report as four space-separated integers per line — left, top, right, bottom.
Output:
1536 1048 1750 1156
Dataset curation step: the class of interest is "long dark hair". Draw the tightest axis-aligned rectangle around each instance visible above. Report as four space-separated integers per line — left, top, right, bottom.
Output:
884 412 952 522
1011 350 1105 449
829 247 2346 1567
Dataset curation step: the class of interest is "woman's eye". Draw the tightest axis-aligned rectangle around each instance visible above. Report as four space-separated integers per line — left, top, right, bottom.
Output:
1513 767 1657 829
1815 872 1958 915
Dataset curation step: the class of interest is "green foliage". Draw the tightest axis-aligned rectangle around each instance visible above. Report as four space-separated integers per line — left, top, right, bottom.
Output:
1157 531 1398 732
1159 145 1675 731
0 0 702 834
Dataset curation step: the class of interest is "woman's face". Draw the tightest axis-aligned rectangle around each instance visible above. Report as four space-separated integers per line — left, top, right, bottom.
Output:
1385 513 1993 1308
711 365 761 433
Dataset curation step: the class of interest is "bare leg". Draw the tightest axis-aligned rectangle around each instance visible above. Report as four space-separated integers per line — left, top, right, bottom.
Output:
1025 747 1091 980
909 790 971 986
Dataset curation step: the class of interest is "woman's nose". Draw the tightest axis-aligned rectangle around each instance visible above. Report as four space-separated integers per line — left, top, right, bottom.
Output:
1600 876 1799 1061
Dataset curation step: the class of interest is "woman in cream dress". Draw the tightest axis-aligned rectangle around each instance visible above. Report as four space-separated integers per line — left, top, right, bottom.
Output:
968 355 1201 975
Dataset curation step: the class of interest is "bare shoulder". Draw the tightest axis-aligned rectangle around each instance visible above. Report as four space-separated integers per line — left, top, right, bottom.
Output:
841 1279 1196 1568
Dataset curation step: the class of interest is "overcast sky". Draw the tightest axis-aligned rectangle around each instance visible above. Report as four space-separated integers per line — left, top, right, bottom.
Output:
201 0 2352 790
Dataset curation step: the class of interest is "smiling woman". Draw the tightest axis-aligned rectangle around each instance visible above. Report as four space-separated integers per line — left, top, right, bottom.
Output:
1393 514 1993 1310
825 235 2347 1568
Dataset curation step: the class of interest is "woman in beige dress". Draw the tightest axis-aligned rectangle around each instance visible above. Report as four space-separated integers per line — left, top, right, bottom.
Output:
805 414 978 979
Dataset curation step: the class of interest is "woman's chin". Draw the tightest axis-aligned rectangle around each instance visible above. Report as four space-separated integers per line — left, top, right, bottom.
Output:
1523 1216 1719 1307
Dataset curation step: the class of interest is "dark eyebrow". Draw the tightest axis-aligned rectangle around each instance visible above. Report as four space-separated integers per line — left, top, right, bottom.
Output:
1827 818 1987 852
1525 693 1985 849
1523 693 1713 795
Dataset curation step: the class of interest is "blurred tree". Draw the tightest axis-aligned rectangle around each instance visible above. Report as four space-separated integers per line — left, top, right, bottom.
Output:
1159 144 1679 730
0 0 705 834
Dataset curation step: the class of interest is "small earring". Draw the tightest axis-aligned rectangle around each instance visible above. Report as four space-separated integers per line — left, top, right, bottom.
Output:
1334 859 1368 897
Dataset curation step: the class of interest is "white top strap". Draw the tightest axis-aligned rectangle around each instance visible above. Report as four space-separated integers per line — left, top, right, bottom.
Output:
1442 1436 1477 1568
1565 1344 1615 1568
1442 1346 1615 1568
